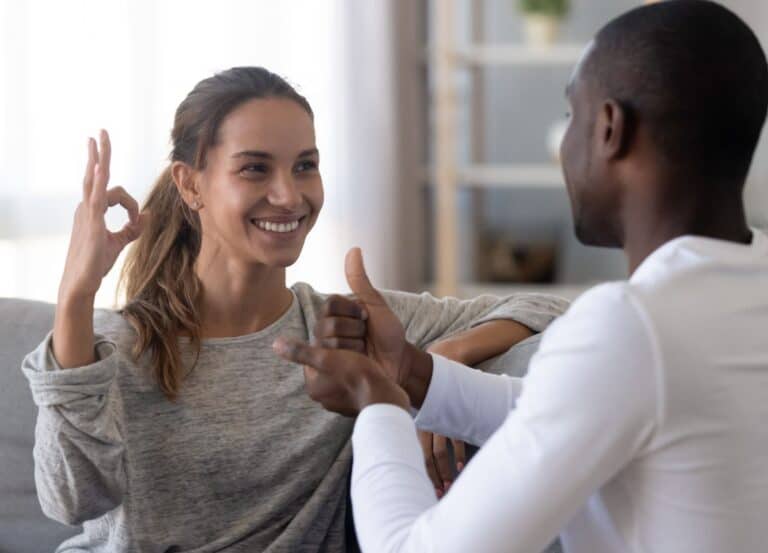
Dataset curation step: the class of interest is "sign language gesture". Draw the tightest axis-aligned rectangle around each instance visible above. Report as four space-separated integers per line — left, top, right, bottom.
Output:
274 248 435 416
273 336 410 417
59 130 146 302
341 247 415 385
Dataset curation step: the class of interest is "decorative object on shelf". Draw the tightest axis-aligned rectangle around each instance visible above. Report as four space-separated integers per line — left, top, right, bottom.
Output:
477 234 557 284
547 118 569 163
517 0 570 47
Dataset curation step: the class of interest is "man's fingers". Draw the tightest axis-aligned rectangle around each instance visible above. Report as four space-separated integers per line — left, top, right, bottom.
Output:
303 365 339 399
344 247 386 307
452 439 466 472
274 337 330 369
314 316 366 340
321 294 368 320
318 337 366 353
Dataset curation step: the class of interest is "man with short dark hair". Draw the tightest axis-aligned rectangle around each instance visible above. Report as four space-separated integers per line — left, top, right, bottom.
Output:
275 1 768 551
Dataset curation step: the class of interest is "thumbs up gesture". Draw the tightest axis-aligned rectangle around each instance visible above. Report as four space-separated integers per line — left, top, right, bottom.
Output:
275 248 436 416
309 247 415 386
343 248 415 384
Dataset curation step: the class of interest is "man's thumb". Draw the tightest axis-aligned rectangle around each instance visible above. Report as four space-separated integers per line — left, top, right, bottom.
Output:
345 247 384 306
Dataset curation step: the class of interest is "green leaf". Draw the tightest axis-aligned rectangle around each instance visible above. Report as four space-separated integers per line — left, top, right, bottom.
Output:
518 0 570 17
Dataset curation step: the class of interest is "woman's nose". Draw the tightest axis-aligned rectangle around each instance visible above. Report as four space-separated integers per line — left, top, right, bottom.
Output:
267 171 302 209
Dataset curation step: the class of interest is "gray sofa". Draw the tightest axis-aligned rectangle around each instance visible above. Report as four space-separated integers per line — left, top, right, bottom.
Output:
0 297 557 553
0 299 80 552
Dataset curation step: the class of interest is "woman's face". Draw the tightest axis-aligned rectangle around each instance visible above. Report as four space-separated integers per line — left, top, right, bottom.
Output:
194 97 323 269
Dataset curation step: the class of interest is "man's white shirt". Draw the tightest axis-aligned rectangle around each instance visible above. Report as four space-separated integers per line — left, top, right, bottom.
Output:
351 231 768 553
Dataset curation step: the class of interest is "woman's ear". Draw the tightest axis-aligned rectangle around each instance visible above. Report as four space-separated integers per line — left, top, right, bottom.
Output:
596 99 631 161
171 161 203 210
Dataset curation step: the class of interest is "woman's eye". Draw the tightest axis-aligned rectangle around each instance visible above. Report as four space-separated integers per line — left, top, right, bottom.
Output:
241 163 269 175
295 160 318 173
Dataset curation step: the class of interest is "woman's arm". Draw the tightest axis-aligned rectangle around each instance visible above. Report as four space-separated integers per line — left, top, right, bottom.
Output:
425 319 534 367
381 288 568 353
418 320 534 492
23 333 127 525
22 131 143 525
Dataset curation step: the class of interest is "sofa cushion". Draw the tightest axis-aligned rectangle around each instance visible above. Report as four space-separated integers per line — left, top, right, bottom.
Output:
0 298 80 552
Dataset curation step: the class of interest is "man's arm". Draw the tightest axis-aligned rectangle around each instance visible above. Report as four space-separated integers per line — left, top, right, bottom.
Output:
350 284 659 552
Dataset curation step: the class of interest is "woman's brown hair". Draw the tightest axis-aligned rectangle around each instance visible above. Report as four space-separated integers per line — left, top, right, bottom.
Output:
118 67 313 401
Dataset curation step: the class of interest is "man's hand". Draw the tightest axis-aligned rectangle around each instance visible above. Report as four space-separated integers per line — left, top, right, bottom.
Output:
312 248 411 384
343 247 415 385
273 337 410 416
311 248 435 409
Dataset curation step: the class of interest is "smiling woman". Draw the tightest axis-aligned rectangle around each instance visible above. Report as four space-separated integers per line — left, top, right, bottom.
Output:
121 68 323 399
19 66 569 552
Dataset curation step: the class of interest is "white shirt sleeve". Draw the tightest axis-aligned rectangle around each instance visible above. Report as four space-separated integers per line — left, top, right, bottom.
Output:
414 354 522 446
350 283 660 553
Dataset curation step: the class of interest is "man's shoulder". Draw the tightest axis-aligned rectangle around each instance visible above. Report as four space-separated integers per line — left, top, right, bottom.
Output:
543 281 656 355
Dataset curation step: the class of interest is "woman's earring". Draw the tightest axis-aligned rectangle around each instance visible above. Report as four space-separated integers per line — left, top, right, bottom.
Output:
191 200 201 210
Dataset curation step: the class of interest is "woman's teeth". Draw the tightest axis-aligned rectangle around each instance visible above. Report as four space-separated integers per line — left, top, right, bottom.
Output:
255 220 300 233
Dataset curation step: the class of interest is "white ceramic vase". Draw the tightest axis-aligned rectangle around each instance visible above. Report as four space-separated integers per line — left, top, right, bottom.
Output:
523 14 561 47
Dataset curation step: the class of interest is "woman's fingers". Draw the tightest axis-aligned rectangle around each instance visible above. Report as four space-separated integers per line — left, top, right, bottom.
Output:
433 434 454 489
452 439 466 473
110 220 142 251
418 431 443 493
91 130 111 205
82 137 97 200
106 186 139 224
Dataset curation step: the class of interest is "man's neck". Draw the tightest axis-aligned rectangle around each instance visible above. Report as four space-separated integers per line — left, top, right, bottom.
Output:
622 191 752 275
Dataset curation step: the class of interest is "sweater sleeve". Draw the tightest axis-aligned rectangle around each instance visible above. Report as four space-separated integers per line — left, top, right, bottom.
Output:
21 331 126 526
380 290 569 350
350 283 660 553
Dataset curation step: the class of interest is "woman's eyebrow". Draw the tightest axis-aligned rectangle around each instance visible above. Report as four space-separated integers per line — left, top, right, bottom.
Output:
231 148 318 159
232 150 273 159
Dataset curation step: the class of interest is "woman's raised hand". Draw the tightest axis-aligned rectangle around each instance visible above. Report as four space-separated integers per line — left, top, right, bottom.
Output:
58 130 145 302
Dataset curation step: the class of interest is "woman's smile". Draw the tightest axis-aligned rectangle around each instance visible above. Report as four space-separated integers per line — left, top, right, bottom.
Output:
249 214 308 240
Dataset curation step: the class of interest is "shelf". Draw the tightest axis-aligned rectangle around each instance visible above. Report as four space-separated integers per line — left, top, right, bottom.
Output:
456 43 587 66
424 164 565 189
460 164 565 188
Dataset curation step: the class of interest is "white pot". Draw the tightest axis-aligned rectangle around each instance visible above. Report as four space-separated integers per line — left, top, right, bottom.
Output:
523 14 561 47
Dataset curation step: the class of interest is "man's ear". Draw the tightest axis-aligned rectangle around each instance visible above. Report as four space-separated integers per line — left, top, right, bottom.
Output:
171 161 203 210
596 99 631 161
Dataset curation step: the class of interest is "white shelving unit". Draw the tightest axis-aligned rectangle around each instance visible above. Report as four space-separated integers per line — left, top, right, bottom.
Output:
457 43 586 65
429 0 585 298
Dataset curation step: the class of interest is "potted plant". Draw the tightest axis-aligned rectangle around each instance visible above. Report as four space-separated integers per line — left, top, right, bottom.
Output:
518 0 570 47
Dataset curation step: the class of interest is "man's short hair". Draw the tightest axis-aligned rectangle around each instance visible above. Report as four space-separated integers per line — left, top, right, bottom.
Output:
586 0 768 182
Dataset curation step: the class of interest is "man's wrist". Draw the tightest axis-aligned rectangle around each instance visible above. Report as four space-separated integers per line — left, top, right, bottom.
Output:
356 372 410 412
402 343 434 409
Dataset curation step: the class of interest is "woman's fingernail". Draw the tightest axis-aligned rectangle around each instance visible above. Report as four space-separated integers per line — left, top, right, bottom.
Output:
457 462 464 472
436 488 443 498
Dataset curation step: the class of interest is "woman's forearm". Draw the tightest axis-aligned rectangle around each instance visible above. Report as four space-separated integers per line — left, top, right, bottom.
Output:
53 293 96 369
427 320 534 367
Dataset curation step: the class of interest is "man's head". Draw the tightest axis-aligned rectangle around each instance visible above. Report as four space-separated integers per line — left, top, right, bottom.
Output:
560 0 768 247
